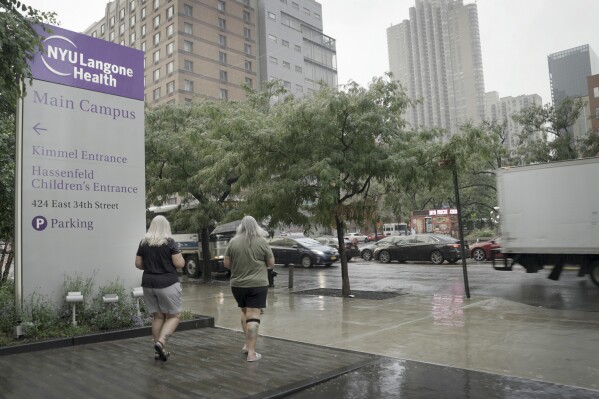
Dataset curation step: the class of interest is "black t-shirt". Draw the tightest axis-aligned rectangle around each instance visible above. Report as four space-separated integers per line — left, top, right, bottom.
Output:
136 237 180 289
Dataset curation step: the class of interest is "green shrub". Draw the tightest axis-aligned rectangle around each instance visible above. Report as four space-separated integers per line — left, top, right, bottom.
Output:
21 292 63 339
0 282 17 334
62 272 97 325
90 279 137 330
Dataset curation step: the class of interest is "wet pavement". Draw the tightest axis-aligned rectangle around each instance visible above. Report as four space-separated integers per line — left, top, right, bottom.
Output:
2 261 599 398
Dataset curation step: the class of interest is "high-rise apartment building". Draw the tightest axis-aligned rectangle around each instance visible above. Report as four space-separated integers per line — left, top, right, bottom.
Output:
256 0 337 97
83 0 336 105
485 91 542 151
548 44 599 107
387 0 485 138
587 74 599 135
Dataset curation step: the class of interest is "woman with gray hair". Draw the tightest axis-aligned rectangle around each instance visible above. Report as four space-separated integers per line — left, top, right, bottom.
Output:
224 216 275 362
135 215 185 361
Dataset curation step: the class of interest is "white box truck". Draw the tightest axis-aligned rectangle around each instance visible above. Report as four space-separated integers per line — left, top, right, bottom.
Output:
495 157 599 286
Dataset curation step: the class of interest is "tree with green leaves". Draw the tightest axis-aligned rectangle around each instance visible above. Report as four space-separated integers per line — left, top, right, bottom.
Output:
240 76 411 296
0 0 56 116
144 100 266 281
512 97 590 162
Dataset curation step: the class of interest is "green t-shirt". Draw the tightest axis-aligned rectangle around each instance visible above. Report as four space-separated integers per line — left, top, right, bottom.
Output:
225 235 273 288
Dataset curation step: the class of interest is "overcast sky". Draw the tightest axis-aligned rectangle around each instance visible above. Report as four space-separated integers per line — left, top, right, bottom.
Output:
25 0 599 105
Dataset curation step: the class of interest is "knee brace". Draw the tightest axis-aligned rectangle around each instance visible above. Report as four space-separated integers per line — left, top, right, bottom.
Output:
246 318 261 324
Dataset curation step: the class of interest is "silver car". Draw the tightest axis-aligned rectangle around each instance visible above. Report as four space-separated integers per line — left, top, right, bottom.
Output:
360 236 406 261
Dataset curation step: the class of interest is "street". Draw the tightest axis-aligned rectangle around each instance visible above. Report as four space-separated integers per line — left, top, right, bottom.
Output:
269 258 599 312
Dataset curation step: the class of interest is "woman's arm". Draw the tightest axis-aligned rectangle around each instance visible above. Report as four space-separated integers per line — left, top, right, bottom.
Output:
172 253 185 269
135 255 144 270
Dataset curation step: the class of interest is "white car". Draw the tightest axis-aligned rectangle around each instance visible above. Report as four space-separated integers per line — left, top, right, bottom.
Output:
344 232 369 243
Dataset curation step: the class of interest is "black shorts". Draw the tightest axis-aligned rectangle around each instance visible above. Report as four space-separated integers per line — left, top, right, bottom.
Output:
231 286 268 309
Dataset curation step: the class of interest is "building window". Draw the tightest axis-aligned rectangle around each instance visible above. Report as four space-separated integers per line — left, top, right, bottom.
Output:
219 70 228 82
594 87 599 98
303 7 310 15
141 25 146 37
153 68 160 82
269 56 277 64
244 43 251 54
153 49 160 62
153 87 161 101
184 60 193 71
295 84 303 92
220 89 228 100
218 18 226 30
153 15 160 28
130 14 136 26
294 44 301 52
183 4 192 16
119 8 125 20
219 34 227 47
242 0 249 6
280 0 287 4
130 0 135 11
292 2 299 9
153 32 160 45
244 60 252 71
167 24 174 37
109 31 115 41
244 28 251 39
282 39 289 47
141 41 146 51
268 34 276 43
167 5 174 19
217 0 225 11
167 61 174 74
283 80 291 89
101 24 105 34
268 11 276 21
92 31 97 38
141 7 146 19
314 13 321 20
185 80 194 92
245 77 252 88
130 32 136 44
119 23 125 35
167 42 174 55
110 16 115 27
596 107 599 119
243 10 250 23
282 61 290 69
219 51 227 64
295 65 302 73
183 22 192 34
183 40 193 52
120 40 125 46
153 0 159 10
167 80 175 94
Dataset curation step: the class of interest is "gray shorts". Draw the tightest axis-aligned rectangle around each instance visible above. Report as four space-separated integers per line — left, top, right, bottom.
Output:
143 282 182 314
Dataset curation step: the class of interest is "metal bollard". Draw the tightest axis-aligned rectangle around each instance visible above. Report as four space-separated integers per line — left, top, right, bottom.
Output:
66 291 84 326
288 264 294 288
131 287 144 318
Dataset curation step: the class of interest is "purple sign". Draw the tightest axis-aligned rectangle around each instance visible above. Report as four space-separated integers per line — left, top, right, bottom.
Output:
29 24 144 100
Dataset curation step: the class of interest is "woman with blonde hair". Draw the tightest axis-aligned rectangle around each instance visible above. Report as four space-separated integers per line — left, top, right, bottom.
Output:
135 215 185 361
224 215 274 362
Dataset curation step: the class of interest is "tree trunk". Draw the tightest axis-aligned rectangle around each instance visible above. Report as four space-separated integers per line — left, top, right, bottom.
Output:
200 226 211 283
335 217 351 296
0 238 14 285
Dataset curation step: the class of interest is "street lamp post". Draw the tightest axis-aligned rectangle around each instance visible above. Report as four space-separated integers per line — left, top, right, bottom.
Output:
439 158 471 299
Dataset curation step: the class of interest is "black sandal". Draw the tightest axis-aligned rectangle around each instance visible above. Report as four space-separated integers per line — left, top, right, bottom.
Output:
154 341 170 361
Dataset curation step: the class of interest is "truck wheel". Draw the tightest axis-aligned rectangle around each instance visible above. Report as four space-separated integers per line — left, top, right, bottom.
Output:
590 261 599 287
184 256 202 278
430 250 444 264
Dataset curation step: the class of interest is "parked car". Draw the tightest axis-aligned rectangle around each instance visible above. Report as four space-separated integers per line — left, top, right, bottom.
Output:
360 235 406 261
373 234 467 264
470 236 502 261
367 233 384 242
344 232 369 243
268 236 340 268
315 236 360 260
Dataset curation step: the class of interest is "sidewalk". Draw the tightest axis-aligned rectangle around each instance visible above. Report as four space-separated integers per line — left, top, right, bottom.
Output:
181 274 599 394
1 271 598 398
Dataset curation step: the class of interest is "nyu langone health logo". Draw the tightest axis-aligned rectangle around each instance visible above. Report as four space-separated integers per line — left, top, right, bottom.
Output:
41 35 135 89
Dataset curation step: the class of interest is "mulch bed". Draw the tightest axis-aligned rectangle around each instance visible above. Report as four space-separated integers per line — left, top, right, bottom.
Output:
293 288 405 300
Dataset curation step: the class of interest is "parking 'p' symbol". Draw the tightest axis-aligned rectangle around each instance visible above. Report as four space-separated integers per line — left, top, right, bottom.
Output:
32 216 48 231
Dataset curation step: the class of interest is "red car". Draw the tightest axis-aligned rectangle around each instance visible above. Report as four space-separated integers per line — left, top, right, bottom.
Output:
367 233 384 242
470 237 502 261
